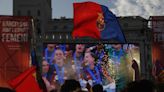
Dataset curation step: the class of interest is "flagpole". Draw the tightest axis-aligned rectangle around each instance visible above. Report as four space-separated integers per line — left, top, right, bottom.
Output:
31 18 47 92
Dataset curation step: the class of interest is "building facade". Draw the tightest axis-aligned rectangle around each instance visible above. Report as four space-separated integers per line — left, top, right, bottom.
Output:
45 16 152 79
13 0 153 79
13 0 52 41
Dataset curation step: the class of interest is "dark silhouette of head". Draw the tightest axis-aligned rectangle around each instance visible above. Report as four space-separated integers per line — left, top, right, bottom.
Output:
0 87 15 92
60 79 81 92
92 84 103 92
126 79 156 92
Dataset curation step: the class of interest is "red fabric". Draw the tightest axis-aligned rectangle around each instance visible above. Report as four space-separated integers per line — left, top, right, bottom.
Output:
72 2 102 39
8 66 42 92
0 16 31 87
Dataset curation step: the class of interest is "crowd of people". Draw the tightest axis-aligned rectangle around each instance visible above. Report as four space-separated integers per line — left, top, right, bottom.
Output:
0 79 163 92
0 44 163 92
0 43 163 92
41 44 135 92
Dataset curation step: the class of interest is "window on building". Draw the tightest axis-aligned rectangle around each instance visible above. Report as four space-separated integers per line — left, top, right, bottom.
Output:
54 26 58 29
124 23 128 27
37 10 41 16
154 34 158 42
68 25 73 29
36 20 41 35
17 10 21 16
27 10 31 16
66 34 68 39
39 35 42 39
59 35 62 39
46 35 48 39
52 34 55 39
63 25 67 29
159 34 163 41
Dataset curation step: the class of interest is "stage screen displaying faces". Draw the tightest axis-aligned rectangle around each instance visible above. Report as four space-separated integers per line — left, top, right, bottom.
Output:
42 43 140 91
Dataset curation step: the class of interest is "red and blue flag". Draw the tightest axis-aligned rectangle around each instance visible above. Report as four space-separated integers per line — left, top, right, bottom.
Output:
72 2 126 43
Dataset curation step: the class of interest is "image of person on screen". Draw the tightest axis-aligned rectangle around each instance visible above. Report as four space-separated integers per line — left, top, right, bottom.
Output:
106 44 133 92
95 44 105 63
82 51 115 92
72 44 85 79
42 59 56 92
64 44 73 58
48 48 75 91
44 44 56 65
82 52 101 87
85 44 105 64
